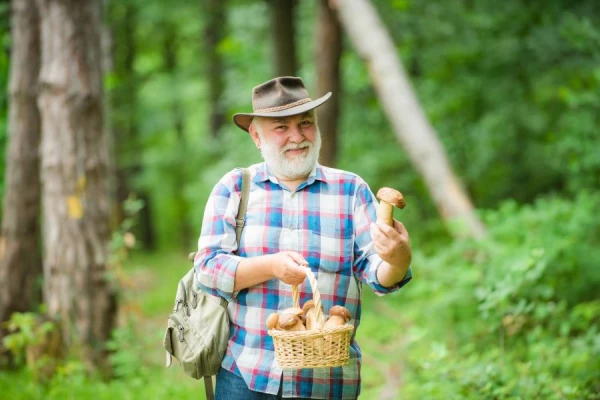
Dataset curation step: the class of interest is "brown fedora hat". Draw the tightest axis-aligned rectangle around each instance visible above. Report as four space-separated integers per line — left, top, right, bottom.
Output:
233 76 331 132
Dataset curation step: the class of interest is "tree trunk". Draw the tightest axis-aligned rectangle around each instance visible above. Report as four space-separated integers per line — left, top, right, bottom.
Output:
269 0 297 76
332 0 486 239
315 0 342 167
0 0 43 353
36 0 117 372
204 0 226 138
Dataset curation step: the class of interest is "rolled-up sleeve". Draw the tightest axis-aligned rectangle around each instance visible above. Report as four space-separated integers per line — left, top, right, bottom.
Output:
352 180 412 295
194 169 243 301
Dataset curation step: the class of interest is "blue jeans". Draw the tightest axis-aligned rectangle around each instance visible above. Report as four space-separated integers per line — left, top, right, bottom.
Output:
214 367 311 400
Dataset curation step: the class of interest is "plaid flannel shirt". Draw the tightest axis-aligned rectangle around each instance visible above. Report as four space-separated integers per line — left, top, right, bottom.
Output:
194 163 412 399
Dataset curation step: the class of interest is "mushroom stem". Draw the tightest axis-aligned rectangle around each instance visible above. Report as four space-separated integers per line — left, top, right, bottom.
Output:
323 315 346 329
377 201 394 227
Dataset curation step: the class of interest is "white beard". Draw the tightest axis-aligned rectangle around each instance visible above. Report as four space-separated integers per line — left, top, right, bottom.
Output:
259 129 322 180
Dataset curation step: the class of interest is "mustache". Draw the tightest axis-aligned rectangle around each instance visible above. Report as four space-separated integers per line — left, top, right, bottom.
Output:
281 142 311 154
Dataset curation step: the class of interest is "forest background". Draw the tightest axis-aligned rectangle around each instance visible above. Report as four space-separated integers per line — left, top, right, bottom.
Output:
0 0 598 399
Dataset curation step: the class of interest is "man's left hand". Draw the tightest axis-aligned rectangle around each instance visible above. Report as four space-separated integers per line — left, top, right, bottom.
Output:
370 220 412 271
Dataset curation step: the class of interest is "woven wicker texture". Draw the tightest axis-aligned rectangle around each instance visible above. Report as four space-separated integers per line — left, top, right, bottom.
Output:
268 265 353 369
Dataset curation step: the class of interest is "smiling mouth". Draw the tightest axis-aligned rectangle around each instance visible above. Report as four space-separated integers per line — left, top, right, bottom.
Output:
284 147 308 156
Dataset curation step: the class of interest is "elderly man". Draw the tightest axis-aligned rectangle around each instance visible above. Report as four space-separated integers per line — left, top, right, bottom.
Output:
194 76 412 399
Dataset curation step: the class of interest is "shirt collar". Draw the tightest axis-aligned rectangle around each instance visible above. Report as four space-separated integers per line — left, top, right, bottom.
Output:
254 162 328 187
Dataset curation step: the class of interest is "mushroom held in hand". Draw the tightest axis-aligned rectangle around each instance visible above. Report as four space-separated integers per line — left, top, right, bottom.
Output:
302 300 317 330
376 187 406 227
323 305 351 329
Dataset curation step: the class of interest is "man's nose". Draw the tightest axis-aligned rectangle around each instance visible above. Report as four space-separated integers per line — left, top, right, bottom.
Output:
287 125 305 142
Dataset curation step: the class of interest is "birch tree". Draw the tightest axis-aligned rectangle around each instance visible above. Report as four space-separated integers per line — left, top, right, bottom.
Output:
332 0 486 239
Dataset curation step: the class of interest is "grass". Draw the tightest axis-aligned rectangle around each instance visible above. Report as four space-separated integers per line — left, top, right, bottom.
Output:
0 250 209 400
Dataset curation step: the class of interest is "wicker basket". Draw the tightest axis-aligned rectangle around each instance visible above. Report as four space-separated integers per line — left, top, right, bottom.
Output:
268 266 354 369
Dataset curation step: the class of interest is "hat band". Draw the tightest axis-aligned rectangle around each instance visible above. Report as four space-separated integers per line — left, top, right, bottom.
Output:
254 98 312 113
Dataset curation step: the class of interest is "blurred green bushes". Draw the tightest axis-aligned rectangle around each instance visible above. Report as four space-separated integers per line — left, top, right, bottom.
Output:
398 191 600 399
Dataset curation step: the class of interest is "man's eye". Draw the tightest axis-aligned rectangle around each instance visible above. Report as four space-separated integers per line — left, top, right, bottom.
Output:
275 125 286 130
300 120 312 127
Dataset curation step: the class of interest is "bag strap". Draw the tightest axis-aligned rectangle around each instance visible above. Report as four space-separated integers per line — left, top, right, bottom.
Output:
234 167 251 246
204 376 215 400
201 168 249 400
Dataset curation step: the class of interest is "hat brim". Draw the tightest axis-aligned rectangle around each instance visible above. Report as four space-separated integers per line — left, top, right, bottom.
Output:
232 92 332 132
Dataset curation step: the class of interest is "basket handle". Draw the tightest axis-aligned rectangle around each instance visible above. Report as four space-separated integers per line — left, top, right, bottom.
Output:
292 265 325 330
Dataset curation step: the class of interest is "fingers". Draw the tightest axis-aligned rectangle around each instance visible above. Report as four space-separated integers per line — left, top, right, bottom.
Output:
288 262 306 278
283 265 306 285
393 220 409 240
276 251 307 285
284 252 308 277
371 220 412 268
371 221 409 240
286 251 308 266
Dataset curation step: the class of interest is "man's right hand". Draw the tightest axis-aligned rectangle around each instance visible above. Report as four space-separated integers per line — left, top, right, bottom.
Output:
270 251 307 285
234 251 308 291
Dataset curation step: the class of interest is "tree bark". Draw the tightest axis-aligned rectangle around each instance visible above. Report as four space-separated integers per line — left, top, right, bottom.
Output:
332 0 486 239
36 0 117 372
315 0 342 167
0 0 43 350
269 0 297 76
204 0 226 138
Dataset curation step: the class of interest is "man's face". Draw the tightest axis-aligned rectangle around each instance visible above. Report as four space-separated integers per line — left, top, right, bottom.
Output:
250 112 321 180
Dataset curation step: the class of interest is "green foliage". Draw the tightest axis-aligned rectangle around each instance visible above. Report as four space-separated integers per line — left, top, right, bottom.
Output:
106 320 151 384
2 308 56 367
394 192 600 399
2 307 65 383
0 252 205 400
103 0 600 251
0 361 206 400
374 0 600 207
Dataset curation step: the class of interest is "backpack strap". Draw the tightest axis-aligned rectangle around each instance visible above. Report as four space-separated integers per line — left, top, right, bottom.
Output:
234 167 251 247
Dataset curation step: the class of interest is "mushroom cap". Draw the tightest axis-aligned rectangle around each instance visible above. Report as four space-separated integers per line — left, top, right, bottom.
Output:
278 313 301 329
281 307 304 317
329 305 351 322
302 300 315 313
266 313 279 330
376 187 406 209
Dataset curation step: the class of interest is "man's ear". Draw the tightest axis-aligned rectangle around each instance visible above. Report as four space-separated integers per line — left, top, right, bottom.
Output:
248 124 261 149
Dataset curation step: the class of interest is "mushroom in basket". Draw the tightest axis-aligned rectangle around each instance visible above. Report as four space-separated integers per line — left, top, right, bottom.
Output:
302 300 318 331
323 305 351 355
266 307 306 331
323 305 351 329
